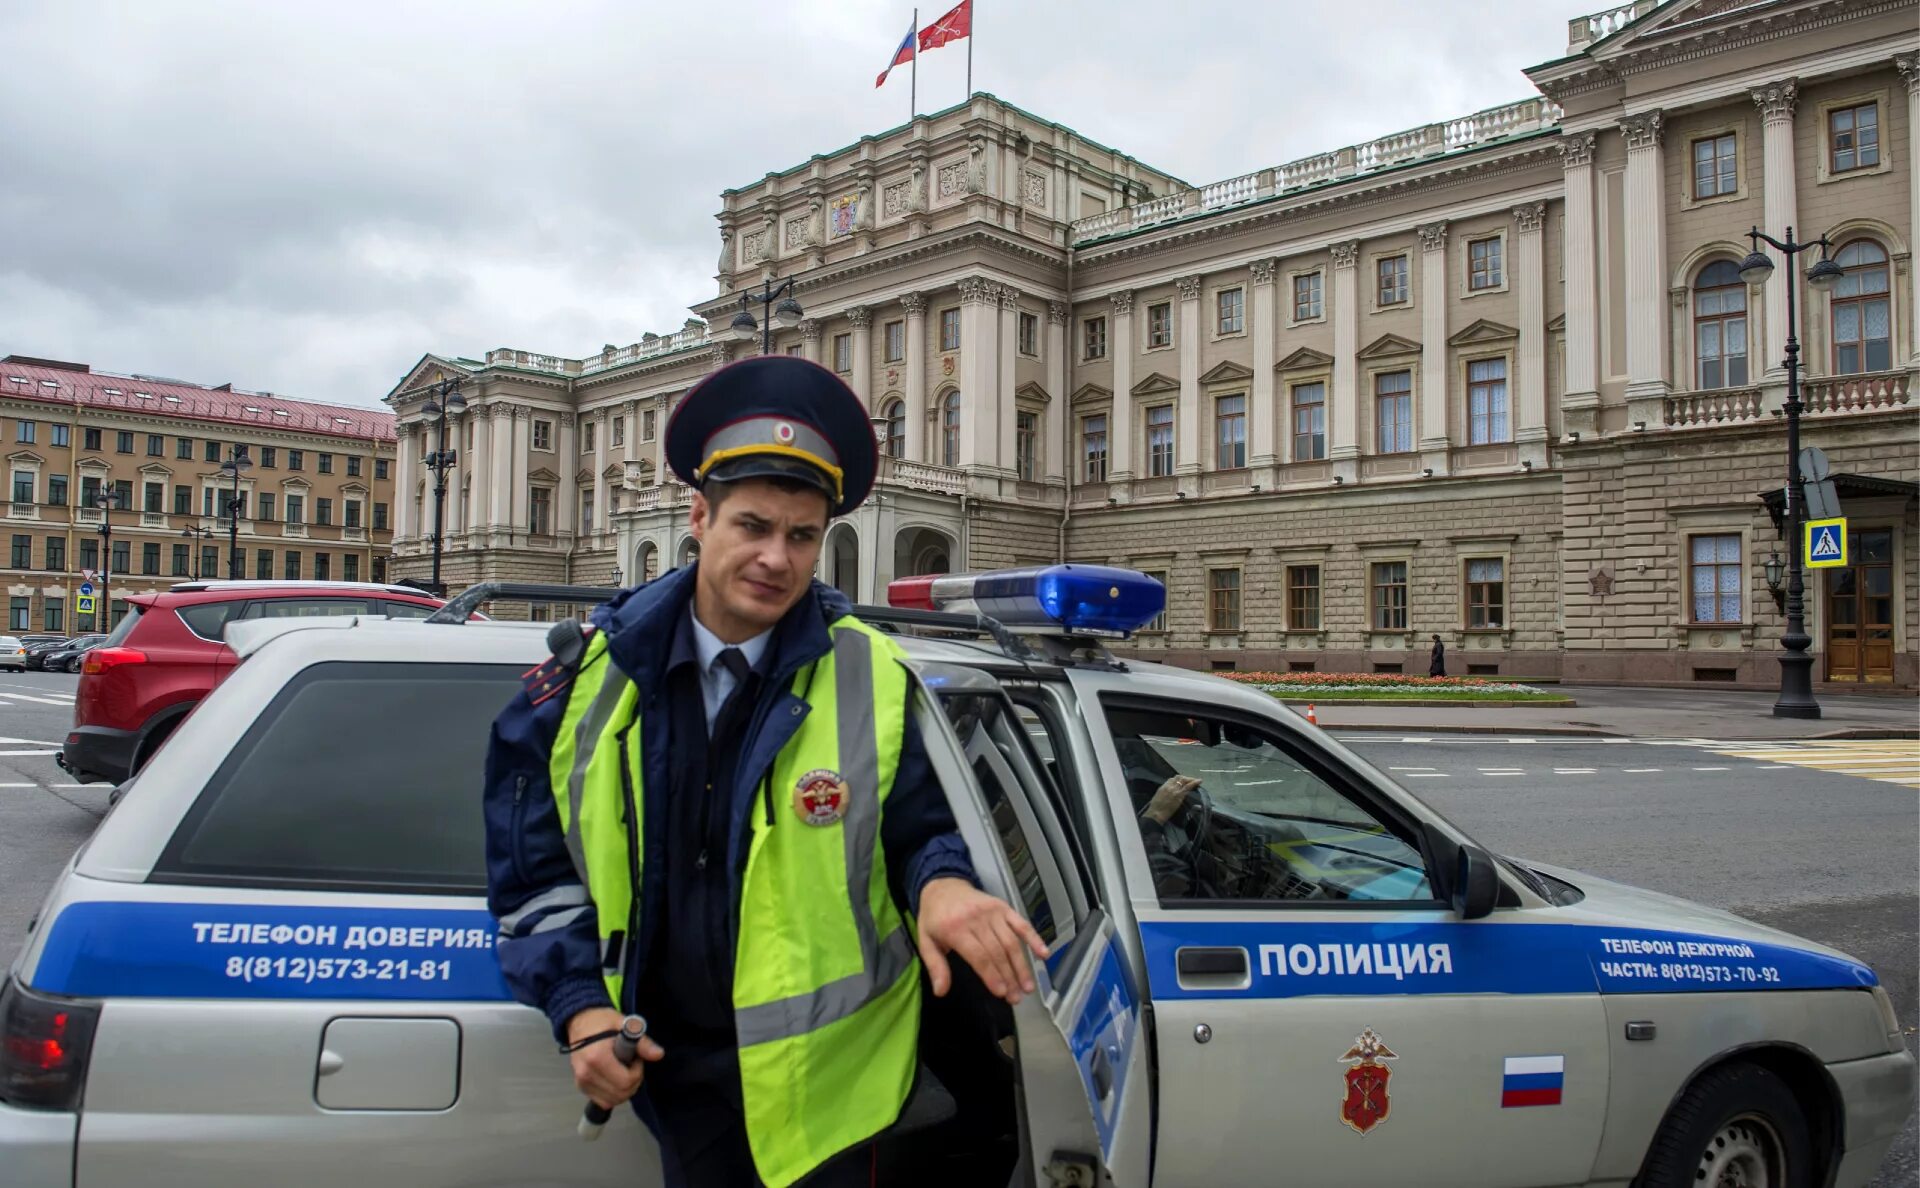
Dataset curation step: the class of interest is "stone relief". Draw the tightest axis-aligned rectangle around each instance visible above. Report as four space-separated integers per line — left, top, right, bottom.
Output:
1556 131 1596 168
1512 202 1546 234
1417 221 1448 253
1023 169 1047 210
937 161 968 200
741 230 767 264
1250 259 1276 285
882 181 911 219
1330 240 1360 269
784 214 810 251
1749 78 1798 122
1620 110 1664 150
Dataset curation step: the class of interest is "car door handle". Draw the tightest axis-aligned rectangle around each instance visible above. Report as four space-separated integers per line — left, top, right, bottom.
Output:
1175 946 1250 990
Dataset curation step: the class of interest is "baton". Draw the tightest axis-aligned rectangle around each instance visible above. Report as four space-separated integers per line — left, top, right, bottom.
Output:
578 1014 647 1140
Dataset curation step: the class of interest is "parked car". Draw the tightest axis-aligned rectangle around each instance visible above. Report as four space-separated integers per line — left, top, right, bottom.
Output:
38 635 106 674
57 581 458 785
0 636 25 672
23 638 74 671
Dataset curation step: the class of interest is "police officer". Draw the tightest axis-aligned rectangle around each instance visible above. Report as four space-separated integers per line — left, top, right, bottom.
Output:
483 356 1048 1188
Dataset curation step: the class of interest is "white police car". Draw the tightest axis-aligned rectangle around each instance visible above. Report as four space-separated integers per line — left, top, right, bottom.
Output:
1 569 1911 1188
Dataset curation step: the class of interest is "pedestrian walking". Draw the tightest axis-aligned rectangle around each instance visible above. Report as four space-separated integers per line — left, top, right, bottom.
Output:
482 356 1046 1188
1428 633 1446 678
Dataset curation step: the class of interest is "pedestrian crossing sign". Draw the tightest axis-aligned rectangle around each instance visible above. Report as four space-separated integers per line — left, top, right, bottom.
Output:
75 595 96 614
1805 517 1847 569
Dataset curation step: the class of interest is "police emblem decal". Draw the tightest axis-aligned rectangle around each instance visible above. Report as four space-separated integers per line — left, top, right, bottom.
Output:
1336 1028 1397 1135
774 421 796 445
793 769 850 826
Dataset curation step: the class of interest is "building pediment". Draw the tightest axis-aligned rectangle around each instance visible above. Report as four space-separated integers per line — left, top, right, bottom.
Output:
1448 319 1520 346
1070 383 1112 405
384 353 474 405
1356 333 1422 360
137 462 173 478
340 481 369 497
1276 347 1334 372
7 449 44 467
1130 371 1180 397
1013 381 1051 406
1546 313 1567 333
576 467 595 485
281 476 312 491
603 462 631 480
1198 361 1254 385
528 466 559 484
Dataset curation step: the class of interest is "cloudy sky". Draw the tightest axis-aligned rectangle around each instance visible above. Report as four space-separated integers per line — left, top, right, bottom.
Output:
2 0 1579 410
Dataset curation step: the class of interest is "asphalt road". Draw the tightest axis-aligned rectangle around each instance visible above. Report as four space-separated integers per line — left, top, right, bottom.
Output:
0 673 1913 1184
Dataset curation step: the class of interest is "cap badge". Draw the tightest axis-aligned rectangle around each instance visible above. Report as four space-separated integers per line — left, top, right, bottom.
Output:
793 769 850 826
774 421 796 444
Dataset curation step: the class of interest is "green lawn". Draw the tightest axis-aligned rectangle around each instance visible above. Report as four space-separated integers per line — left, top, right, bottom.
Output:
1264 689 1574 704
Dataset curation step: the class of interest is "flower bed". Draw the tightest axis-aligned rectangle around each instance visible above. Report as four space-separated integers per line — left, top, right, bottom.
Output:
1218 671 1565 701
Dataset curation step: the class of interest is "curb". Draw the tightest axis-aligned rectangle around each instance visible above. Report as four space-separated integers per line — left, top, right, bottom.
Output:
1298 721 1618 737
1811 728 1920 741
1270 697 1577 708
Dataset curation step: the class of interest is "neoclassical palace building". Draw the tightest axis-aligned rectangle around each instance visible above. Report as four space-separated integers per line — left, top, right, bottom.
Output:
386 0 1919 689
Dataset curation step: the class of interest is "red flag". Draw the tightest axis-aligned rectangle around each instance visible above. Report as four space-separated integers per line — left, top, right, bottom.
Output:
875 18 916 88
918 0 970 51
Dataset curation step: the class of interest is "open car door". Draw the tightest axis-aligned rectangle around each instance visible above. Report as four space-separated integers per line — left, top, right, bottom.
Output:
911 661 1152 1188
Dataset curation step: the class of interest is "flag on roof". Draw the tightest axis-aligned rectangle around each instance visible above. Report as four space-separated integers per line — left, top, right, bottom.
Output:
875 17 916 88
918 0 971 52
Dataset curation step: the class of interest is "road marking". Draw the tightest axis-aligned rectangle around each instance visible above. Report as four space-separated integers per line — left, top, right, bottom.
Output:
1400 773 1450 779
0 782 34 787
1553 768 1597 774
0 693 72 706
0 749 56 756
1622 767 1663 773
1388 766 1437 771
1398 737 1434 743
49 783 91 789
0 737 61 747
1692 766 1731 772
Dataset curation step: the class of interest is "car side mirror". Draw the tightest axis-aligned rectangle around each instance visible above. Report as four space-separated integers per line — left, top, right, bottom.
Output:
1450 843 1499 921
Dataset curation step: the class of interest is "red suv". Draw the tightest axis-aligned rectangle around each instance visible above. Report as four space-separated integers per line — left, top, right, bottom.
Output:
59 581 452 784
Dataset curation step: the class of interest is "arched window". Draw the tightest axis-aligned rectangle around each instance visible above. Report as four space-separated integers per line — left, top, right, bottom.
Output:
940 392 960 467
882 399 905 459
1830 239 1891 374
1692 259 1748 390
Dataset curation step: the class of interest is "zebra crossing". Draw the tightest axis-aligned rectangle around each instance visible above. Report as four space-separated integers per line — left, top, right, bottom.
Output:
1691 739 1920 788
1336 735 1919 789
0 685 76 757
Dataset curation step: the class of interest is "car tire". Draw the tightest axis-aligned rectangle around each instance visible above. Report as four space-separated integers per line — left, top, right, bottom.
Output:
1636 1061 1815 1188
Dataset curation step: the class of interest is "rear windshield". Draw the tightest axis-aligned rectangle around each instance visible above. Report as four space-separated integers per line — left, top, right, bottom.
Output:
102 607 143 646
153 662 522 893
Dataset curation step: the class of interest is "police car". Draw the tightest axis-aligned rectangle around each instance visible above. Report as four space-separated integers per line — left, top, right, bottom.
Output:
2 568 1911 1188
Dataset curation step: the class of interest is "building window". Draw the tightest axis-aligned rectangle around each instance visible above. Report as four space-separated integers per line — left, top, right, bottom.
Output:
1083 316 1108 360
51 424 68 448
1829 102 1879 174
10 470 31 506
315 452 332 475
1216 288 1244 335
1291 382 1326 461
116 431 133 454
1145 403 1175 477
316 497 333 526
258 446 275 468
373 503 388 531
532 420 552 451
284 551 301 580
314 553 330 581
256 549 272 580
1375 371 1413 454
286 495 304 525
1830 240 1892 374
579 489 595 533
580 421 595 454
1371 561 1408 631
111 540 129 574
1138 571 1168 632
45 537 64 572
347 456 361 477
47 476 66 506
83 427 101 451
372 557 386 583
257 492 274 522
1692 259 1749 389
14 420 32 444
344 501 361 529
343 554 359 582
143 481 163 513
1082 415 1108 483
174 484 191 515
1215 394 1246 469
1467 359 1510 445
1015 410 1038 481
784 344 803 356
8 597 24 631
205 440 221 463
1468 237 1502 291
939 308 961 352
173 437 193 460
1207 568 1241 632
1377 255 1409 305
9 534 29 569
43 599 62 632
1466 558 1505 628
144 434 162 457
374 458 387 480
1689 534 1742 624
288 450 304 471
1146 302 1173 349
113 479 132 510
141 542 160 575
172 543 189 576
202 545 219 578
530 486 552 535
940 392 960 467
79 539 96 571
833 333 852 373
611 416 625 447
1293 272 1324 322
1693 133 1737 198
1287 565 1321 631
1017 311 1039 357
882 399 905 459
884 320 906 362
80 476 100 509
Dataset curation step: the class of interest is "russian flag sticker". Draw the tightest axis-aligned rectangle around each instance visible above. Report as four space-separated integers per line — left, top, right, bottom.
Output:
1501 1055 1565 1107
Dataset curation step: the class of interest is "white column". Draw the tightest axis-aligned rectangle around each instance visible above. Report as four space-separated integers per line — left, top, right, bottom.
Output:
1045 300 1068 483
444 414 464 535
902 293 927 461
1558 132 1601 435
557 413 577 536
1513 202 1550 468
1417 221 1451 475
509 407 530 534
591 409 608 537
1109 290 1136 487
1621 111 1670 419
1328 241 1361 483
488 405 512 530
846 307 873 412
1175 276 1202 476
470 408 493 532
652 395 669 485
1249 260 1278 475
997 286 1019 475
1895 54 1919 363
393 420 417 541
957 279 996 469
799 319 822 366
1752 80 1799 380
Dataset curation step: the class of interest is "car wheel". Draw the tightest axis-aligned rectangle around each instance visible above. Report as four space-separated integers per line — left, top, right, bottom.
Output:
1636 1062 1815 1188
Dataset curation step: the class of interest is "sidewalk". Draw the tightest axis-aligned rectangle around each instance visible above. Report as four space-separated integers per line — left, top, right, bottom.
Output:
1286 683 1918 739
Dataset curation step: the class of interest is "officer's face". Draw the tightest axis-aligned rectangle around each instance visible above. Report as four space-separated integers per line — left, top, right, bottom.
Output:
688 479 829 638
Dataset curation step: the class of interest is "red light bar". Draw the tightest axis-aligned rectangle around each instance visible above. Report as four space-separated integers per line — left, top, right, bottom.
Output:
885 575 939 610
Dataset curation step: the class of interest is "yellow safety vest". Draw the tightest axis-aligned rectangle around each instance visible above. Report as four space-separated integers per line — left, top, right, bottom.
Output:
546 615 919 1187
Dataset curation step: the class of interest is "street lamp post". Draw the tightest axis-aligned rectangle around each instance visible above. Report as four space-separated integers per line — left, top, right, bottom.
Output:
419 378 466 597
180 526 214 580
218 448 254 580
726 275 804 355
93 488 121 631
1737 225 1843 720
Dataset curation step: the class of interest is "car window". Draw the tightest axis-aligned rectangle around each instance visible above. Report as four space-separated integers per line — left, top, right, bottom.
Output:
242 597 375 620
153 662 521 892
101 607 143 646
176 602 239 641
0 637 19 647
380 600 437 619
1102 699 1434 906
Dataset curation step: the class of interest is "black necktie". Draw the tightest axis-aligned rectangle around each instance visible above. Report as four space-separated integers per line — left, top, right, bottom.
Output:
712 647 755 740
716 647 751 684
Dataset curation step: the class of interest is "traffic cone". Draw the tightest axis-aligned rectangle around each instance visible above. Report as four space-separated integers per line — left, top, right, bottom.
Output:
1306 703 1318 726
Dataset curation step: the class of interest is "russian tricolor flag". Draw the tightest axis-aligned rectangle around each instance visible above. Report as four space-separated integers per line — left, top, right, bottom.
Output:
1501 1055 1565 1107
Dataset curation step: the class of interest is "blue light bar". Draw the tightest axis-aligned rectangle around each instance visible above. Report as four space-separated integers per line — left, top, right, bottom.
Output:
911 564 1166 638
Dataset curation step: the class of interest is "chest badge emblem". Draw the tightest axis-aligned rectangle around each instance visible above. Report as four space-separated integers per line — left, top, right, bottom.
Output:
1337 1028 1397 1135
793 769 850 826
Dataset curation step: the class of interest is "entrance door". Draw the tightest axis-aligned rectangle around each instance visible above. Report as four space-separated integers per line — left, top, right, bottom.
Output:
1825 528 1895 682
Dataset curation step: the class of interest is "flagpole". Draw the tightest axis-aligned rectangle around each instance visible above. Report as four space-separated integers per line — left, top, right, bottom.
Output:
966 0 972 97
910 7 918 122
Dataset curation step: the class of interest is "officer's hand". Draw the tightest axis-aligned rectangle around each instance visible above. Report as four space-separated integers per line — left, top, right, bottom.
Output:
916 877 1049 1005
1142 775 1203 825
566 1007 665 1111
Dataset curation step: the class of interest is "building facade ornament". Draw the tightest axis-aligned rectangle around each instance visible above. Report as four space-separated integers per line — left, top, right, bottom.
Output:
1022 169 1047 210
709 342 735 370
716 228 734 275
846 305 872 330
1176 276 1202 302
784 213 810 252
1330 240 1360 269
996 284 1021 309
799 318 822 343
1047 299 1069 325
882 181 911 220
1110 289 1135 316
1417 221 1449 253
901 291 928 317
1749 78 1798 123
1249 259 1277 286
937 161 969 200
1620 110 1664 150
1512 202 1546 234
1556 131 1597 168
512 405 532 421
1897 53 1920 95
959 277 997 305
558 412 575 429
